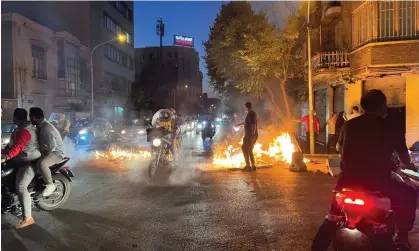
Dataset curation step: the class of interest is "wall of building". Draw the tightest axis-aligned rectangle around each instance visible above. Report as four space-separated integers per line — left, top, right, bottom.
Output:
1 20 15 100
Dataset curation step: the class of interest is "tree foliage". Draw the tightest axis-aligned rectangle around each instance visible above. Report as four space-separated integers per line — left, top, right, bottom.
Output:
204 1 306 118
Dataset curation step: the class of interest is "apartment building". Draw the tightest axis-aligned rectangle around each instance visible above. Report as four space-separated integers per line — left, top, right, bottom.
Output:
295 1 419 146
135 46 203 114
1 13 90 121
2 1 134 122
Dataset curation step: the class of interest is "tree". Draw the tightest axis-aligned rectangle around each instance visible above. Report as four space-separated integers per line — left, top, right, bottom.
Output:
204 2 306 120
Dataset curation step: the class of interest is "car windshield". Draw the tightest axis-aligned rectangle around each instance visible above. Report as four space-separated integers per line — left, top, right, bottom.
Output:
1 123 16 133
72 119 92 128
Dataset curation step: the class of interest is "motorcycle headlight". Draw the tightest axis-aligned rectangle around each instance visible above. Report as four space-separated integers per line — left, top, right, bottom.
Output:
233 126 240 132
121 130 126 134
211 124 215 128
79 129 87 135
197 124 202 129
138 130 145 134
152 138 162 147
202 121 207 125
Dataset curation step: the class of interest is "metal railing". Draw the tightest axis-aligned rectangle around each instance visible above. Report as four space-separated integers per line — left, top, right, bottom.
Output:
312 51 350 69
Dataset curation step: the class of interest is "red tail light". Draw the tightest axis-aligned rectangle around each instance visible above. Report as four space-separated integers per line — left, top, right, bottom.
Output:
344 198 365 206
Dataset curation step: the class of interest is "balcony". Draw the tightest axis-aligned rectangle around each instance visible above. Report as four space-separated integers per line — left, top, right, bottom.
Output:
312 51 349 70
321 1 342 25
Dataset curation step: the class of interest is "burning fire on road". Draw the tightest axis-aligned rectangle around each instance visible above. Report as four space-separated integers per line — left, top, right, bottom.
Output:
95 148 151 161
213 133 308 168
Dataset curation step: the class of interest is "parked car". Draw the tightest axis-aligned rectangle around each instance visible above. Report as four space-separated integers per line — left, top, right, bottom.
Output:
116 119 148 142
1 122 16 149
69 118 114 145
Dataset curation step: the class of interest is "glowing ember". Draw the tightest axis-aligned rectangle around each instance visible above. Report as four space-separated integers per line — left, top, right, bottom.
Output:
95 148 151 161
213 133 309 168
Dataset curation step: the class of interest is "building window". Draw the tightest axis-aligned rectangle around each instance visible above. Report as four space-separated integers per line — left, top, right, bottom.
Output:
175 52 178 59
105 72 131 95
57 40 65 78
109 1 133 22
352 1 418 48
65 42 80 97
104 13 133 45
32 44 47 79
104 44 133 69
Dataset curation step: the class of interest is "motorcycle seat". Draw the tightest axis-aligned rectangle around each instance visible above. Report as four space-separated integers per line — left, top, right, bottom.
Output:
334 188 386 198
49 157 70 170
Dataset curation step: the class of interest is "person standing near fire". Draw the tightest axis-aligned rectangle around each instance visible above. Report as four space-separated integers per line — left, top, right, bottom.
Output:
321 112 338 154
296 111 320 153
236 102 258 171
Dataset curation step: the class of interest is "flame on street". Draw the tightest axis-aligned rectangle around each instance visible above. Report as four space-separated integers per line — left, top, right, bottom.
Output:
213 133 308 168
95 148 151 161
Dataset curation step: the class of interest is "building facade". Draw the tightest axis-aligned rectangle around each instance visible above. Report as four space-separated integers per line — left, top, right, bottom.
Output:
295 1 419 147
1 1 134 122
135 46 203 114
1 13 90 122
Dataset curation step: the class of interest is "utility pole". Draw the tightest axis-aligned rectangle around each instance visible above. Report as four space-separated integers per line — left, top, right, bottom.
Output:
307 1 315 154
156 17 165 66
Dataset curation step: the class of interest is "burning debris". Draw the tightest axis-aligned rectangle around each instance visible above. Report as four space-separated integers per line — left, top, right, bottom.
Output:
95 148 151 161
213 133 308 168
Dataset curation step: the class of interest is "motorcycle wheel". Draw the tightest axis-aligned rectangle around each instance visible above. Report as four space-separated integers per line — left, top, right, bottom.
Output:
38 174 71 211
148 149 162 178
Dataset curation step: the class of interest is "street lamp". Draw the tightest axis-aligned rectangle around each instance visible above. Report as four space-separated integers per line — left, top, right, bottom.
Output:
90 34 126 118
185 85 188 88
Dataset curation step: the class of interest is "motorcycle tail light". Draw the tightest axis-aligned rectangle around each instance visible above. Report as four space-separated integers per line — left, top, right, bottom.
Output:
344 198 365 206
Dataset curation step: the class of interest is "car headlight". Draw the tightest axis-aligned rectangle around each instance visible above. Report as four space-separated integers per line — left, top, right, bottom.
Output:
79 129 87 135
138 130 145 134
197 124 202 129
121 130 126 134
152 138 162 147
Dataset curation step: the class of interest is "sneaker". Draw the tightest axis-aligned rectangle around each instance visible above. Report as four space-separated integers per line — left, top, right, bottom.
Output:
242 165 252 171
42 183 56 197
15 217 35 229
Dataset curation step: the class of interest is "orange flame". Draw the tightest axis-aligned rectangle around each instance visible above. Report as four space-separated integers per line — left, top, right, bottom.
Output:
213 133 308 168
95 148 151 161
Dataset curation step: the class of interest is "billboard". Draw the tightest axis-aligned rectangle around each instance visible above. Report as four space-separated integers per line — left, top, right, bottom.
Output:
174 35 194 47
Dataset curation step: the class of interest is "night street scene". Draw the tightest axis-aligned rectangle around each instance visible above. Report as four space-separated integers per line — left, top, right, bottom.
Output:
1 1 419 251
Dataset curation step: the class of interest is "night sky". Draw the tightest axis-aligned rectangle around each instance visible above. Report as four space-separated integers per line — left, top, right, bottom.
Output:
134 1 223 98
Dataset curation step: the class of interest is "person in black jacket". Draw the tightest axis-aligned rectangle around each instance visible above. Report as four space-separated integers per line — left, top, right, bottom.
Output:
311 90 417 251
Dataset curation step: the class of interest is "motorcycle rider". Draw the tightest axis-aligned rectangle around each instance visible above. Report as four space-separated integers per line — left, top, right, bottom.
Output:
311 90 418 250
151 109 178 158
29 107 65 197
1 108 42 228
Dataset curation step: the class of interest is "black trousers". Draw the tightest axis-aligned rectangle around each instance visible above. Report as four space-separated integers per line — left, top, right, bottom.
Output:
311 174 418 251
242 138 256 167
326 134 338 154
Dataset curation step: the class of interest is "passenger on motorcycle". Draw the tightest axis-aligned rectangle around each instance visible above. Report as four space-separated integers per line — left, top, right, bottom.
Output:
1 108 42 228
29 108 65 197
311 90 418 251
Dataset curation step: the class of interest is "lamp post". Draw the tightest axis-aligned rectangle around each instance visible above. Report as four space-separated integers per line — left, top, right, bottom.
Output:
90 34 126 118
307 1 315 154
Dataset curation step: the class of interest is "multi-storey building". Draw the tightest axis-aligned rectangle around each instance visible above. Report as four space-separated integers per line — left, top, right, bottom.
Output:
1 13 90 121
135 46 203 114
295 1 419 147
1 1 134 122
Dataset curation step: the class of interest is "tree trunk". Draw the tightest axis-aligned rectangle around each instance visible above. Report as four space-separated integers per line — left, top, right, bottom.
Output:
279 79 291 118
265 84 285 119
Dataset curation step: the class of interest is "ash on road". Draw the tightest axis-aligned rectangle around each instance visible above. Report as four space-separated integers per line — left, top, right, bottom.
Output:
2 128 419 251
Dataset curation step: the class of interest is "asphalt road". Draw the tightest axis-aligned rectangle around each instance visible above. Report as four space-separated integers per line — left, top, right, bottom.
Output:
2 126 419 251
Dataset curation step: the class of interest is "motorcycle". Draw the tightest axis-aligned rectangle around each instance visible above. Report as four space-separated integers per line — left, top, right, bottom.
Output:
201 121 216 141
146 127 178 178
332 169 419 251
1 157 74 215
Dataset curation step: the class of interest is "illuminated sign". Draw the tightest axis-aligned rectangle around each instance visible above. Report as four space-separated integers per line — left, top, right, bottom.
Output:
174 35 194 47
